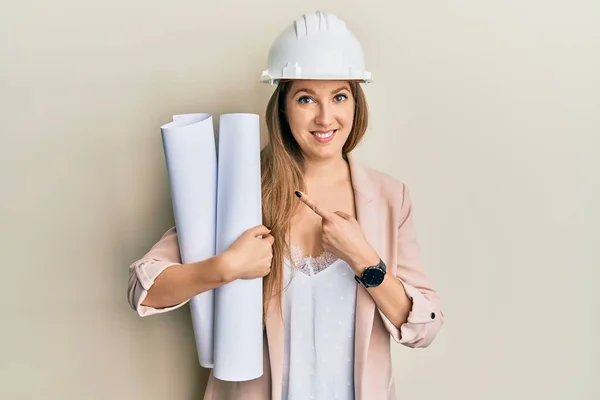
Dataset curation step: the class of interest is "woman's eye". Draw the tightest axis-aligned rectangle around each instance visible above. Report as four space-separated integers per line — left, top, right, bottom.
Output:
334 94 348 102
297 96 314 104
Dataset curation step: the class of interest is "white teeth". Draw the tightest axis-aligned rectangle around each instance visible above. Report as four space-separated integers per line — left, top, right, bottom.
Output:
313 130 334 138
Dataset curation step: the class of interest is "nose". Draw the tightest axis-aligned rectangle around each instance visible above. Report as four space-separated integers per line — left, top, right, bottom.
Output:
314 102 334 128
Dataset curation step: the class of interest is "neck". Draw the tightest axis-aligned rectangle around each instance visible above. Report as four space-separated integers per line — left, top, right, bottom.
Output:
301 154 350 186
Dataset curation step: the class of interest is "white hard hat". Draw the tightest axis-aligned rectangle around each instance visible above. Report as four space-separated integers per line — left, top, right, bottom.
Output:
260 11 373 84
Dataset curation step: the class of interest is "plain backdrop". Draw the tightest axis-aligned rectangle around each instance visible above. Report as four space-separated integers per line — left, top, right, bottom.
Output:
1 1 598 399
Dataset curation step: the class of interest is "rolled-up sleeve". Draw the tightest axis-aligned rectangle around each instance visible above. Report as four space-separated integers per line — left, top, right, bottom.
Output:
127 227 189 317
378 184 444 348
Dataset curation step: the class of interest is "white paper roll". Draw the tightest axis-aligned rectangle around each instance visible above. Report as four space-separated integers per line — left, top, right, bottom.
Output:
160 113 217 369
213 113 264 381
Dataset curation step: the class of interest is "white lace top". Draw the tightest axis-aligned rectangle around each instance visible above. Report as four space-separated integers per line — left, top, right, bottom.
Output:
282 245 358 400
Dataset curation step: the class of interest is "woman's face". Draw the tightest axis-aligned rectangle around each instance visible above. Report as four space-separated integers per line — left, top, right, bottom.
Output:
285 80 355 162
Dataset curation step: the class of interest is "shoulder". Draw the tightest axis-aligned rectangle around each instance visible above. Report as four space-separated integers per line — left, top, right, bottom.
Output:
357 163 408 205
353 162 417 227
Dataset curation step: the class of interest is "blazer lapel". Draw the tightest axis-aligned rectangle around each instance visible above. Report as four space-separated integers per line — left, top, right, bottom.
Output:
347 153 380 399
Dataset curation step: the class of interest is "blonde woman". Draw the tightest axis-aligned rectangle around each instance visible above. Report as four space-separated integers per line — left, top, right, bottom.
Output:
128 11 444 400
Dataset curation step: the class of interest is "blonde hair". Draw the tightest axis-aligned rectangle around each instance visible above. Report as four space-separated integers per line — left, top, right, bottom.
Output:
260 81 369 318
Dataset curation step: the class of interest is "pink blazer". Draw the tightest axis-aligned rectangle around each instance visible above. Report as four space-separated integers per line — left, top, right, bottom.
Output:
127 152 444 399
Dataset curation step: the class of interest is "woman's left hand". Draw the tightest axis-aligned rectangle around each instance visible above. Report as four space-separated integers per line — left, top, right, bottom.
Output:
295 190 380 273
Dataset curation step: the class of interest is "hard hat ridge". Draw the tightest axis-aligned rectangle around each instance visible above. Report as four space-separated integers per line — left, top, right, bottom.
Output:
260 11 373 84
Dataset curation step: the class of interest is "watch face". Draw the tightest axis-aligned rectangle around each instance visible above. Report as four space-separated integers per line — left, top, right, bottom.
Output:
362 267 385 287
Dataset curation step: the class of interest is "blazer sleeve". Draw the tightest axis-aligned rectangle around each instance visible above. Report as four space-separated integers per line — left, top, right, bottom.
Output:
127 227 189 317
378 184 444 348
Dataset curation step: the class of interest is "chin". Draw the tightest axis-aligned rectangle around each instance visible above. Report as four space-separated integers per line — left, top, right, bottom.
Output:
305 145 344 161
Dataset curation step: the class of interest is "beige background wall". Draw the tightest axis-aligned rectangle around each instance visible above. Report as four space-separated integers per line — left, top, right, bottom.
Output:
1 0 598 399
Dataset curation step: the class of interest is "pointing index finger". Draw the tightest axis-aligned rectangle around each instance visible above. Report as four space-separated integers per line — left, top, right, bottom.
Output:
295 191 334 220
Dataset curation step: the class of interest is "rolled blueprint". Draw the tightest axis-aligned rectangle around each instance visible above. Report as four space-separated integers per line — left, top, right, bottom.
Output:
160 113 217 369
213 113 263 381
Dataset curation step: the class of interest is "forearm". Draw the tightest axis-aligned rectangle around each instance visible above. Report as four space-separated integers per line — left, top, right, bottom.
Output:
142 253 233 309
366 273 412 328
350 253 412 328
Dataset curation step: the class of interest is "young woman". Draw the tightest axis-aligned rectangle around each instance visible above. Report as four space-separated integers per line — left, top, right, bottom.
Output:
127 11 444 400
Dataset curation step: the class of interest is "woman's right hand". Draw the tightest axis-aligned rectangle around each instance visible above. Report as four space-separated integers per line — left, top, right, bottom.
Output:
221 224 274 281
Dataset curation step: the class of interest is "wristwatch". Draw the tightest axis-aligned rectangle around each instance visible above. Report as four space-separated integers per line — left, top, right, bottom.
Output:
354 258 387 288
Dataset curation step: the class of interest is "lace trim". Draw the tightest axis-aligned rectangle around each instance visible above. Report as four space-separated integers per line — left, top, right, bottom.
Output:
285 244 340 275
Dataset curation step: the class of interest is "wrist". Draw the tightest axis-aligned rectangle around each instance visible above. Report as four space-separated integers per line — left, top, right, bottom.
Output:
213 251 238 283
350 250 380 274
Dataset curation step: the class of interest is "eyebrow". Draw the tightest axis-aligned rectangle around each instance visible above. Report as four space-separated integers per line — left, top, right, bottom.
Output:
293 86 350 97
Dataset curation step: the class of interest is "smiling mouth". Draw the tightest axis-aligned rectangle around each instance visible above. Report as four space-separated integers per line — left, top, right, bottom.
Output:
311 130 337 138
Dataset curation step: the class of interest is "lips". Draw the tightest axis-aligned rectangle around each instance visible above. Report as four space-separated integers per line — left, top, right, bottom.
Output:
312 130 335 138
311 129 337 143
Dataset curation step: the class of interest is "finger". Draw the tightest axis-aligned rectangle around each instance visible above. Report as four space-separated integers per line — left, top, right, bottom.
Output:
247 224 271 237
334 211 354 221
294 191 335 220
262 234 275 245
